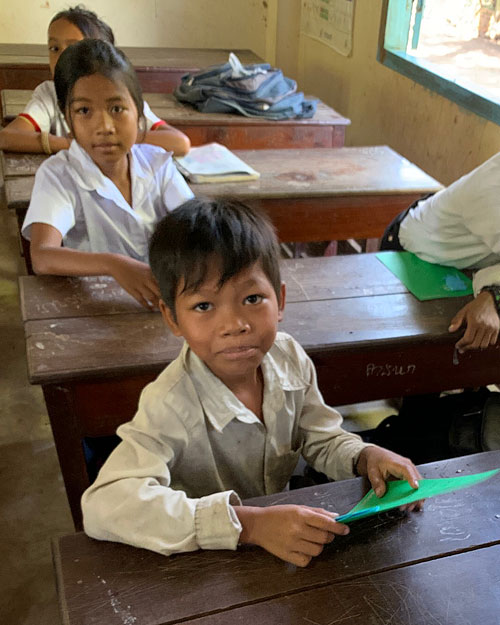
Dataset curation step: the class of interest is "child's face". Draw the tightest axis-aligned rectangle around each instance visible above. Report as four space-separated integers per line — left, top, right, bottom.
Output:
67 74 139 173
161 260 286 387
48 18 84 77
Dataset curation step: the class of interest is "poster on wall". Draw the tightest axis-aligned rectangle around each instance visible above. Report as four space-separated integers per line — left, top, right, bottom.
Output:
301 0 355 56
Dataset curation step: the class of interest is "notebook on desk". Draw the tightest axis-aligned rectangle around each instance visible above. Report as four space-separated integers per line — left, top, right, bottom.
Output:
174 142 260 183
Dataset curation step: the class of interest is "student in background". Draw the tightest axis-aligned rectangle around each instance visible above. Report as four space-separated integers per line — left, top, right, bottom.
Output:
82 198 422 567
22 39 193 309
381 153 500 353
0 5 190 155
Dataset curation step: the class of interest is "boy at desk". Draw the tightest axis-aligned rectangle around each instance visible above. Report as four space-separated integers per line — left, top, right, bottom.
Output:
82 198 422 567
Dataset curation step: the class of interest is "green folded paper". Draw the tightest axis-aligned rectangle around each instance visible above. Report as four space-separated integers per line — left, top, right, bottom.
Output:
376 251 473 300
336 468 499 524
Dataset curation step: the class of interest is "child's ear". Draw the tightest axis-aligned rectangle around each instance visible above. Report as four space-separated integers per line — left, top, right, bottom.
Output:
277 282 286 322
159 299 182 336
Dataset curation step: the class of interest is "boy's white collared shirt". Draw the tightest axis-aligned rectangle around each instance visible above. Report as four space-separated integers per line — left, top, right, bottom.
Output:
22 140 193 261
82 332 368 556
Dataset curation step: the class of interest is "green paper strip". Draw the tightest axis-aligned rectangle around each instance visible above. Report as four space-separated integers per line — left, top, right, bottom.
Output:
337 468 499 524
376 251 473 300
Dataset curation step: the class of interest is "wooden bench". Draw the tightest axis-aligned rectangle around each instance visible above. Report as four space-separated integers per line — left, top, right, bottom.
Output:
0 44 263 94
4 145 442 273
51 451 500 625
1 90 350 149
19 254 500 528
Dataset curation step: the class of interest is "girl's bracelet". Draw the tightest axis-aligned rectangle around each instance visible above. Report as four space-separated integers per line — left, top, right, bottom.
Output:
40 131 52 155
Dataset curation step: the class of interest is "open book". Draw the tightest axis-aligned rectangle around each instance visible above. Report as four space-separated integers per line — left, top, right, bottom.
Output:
174 142 260 183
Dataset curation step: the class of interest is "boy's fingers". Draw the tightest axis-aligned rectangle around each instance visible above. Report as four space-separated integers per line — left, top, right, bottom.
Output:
288 552 312 568
368 467 386 497
295 539 325 558
449 310 465 332
302 526 337 545
306 511 349 535
401 467 420 490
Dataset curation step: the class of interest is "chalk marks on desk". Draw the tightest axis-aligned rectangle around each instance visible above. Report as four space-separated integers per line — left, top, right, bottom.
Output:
366 363 416 377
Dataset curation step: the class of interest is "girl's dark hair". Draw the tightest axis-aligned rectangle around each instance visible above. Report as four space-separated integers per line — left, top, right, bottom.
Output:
54 39 144 125
50 5 115 43
149 198 282 318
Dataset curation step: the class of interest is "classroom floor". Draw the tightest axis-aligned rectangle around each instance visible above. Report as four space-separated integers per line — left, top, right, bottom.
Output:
0 206 393 624
0 207 73 625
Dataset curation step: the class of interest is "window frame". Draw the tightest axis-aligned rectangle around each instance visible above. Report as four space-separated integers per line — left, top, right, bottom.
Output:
378 0 500 125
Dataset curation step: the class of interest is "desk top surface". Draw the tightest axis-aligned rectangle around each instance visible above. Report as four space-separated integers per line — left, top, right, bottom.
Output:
52 451 500 625
19 254 468 384
184 545 500 625
4 146 442 208
1 90 350 127
0 44 263 68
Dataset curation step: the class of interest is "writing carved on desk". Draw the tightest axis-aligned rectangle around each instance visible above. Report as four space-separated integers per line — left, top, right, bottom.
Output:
366 363 416 377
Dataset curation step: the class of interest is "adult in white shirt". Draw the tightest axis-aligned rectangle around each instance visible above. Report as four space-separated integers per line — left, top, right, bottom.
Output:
381 151 500 353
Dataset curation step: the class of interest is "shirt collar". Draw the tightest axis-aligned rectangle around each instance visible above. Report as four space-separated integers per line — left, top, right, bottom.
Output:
67 141 145 218
180 337 307 433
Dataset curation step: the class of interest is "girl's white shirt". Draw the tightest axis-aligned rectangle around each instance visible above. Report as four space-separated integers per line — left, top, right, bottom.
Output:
20 80 162 136
22 140 194 262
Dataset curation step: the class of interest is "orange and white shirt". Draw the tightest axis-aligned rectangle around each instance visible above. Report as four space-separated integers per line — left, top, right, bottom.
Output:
18 80 166 136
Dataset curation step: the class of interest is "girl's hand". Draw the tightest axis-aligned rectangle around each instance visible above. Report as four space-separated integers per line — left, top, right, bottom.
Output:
449 291 500 352
356 446 424 512
107 255 160 310
234 504 349 567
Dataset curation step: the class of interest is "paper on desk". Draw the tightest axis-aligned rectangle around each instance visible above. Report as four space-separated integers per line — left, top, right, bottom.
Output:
336 468 499 524
376 251 473 300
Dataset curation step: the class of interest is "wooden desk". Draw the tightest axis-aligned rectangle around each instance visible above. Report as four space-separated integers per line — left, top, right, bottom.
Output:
51 452 500 625
5 146 442 244
0 44 263 94
1 90 350 149
19 254 500 528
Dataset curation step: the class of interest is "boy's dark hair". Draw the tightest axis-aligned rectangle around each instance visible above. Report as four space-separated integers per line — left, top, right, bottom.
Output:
149 198 282 317
54 39 144 127
50 5 115 44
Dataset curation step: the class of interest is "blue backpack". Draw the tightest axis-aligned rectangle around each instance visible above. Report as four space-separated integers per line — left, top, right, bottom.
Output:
174 52 317 120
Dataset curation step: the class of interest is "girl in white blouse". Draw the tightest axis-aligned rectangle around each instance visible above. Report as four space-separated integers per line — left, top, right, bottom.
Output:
0 5 190 156
22 39 194 309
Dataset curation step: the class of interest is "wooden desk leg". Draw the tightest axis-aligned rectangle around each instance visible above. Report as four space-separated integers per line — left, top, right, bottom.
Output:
365 237 380 253
43 384 89 531
323 241 338 256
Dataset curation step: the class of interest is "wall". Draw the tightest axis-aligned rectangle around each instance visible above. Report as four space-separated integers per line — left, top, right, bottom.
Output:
0 0 270 59
290 0 500 184
2 0 500 183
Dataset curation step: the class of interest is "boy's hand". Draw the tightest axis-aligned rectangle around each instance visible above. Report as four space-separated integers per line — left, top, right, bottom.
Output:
234 504 349 567
107 255 161 310
449 291 499 352
356 446 423 512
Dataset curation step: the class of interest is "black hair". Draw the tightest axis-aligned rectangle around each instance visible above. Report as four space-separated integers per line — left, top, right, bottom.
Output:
54 39 144 128
149 198 282 318
50 5 115 43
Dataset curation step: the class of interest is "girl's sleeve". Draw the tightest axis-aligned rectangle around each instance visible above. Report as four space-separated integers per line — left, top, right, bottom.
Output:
81 385 242 556
293 341 369 481
21 162 76 240
18 82 56 134
161 157 194 209
142 99 167 131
